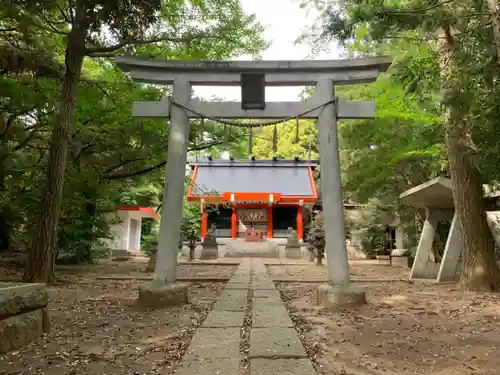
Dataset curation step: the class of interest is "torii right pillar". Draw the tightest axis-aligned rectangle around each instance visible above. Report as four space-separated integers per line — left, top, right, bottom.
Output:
315 78 371 309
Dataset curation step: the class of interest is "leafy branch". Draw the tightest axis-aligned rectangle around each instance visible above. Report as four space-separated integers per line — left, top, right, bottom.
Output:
103 135 246 180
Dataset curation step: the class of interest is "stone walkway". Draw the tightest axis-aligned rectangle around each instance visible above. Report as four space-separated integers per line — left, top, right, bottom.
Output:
174 258 317 375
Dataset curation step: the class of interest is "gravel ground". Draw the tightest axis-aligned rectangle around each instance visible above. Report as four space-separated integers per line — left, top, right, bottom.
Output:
0 279 225 375
267 261 409 280
277 280 500 375
0 259 237 375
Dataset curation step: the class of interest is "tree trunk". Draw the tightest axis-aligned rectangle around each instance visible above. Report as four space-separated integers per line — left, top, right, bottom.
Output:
429 233 442 263
0 126 9 252
0 212 9 251
83 201 97 264
487 0 500 64
188 244 196 261
23 20 86 283
437 26 500 291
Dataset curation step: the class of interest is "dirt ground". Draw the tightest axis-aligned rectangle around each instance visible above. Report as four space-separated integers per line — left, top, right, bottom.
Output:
276 267 500 375
4 259 500 374
0 260 237 375
0 258 237 282
267 261 408 280
72 259 237 280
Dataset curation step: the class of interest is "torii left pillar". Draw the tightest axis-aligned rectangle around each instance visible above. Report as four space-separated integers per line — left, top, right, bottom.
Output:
137 78 191 307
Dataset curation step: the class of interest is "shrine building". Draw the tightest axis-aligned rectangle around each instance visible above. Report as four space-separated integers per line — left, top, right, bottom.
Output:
186 159 319 241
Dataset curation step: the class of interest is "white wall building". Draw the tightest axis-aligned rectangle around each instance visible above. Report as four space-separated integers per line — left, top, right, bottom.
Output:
104 206 159 255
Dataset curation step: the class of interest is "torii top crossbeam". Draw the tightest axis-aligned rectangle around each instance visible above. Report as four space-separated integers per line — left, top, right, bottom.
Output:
115 55 392 86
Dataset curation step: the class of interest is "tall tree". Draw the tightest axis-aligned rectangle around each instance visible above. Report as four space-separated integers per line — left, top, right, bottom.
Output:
302 0 500 290
3 0 266 282
250 120 319 160
338 76 444 201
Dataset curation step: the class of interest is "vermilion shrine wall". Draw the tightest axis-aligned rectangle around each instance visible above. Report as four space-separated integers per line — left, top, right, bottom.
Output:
201 203 304 240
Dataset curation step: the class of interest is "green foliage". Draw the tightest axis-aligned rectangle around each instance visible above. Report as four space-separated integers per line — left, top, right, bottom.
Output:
180 201 202 246
57 209 111 264
338 76 446 202
296 7 451 257
307 211 325 256
351 199 392 254
0 0 268 269
119 185 161 208
179 177 220 247
307 0 500 182
250 120 319 160
141 220 159 257
298 0 500 290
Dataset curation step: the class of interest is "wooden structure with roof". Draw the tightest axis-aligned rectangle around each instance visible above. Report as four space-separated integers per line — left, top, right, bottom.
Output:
103 206 160 255
186 159 318 241
400 177 500 282
399 177 460 281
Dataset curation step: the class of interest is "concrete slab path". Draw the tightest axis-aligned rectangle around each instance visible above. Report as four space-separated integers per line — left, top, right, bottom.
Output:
174 258 317 375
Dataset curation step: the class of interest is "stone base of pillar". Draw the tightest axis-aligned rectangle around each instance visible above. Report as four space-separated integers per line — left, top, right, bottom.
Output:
200 246 218 260
137 282 188 308
316 284 366 309
285 245 302 259
411 262 440 280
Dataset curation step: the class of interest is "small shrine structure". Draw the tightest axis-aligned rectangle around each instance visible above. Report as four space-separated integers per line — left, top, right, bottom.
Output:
400 178 458 281
103 206 159 256
401 177 500 282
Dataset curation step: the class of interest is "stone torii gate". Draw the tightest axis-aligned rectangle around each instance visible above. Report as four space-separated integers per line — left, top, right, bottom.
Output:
116 56 391 308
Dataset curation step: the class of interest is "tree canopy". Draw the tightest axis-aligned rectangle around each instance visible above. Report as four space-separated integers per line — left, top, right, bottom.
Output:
4 0 500 292
0 0 267 281
296 0 500 291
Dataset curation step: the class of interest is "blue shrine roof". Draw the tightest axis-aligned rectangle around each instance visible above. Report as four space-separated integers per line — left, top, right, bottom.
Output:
189 159 317 197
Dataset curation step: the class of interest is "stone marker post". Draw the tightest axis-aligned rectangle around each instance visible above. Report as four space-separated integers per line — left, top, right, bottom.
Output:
285 227 302 259
201 223 219 260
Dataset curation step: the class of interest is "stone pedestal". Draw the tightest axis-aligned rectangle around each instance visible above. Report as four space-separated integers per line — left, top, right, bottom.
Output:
137 282 188 308
0 283 50 354
285 229 302 259
285 245 302 259
316 284 366 309
224 239 279 258
200 239 218 260
201 225 218 260
200 247 218 260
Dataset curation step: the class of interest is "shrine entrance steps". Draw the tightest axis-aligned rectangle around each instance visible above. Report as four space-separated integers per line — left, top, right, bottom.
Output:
224 239 279 258
174 258 316 375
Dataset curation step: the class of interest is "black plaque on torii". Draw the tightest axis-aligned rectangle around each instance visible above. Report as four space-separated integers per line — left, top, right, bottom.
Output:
241 73 265 110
